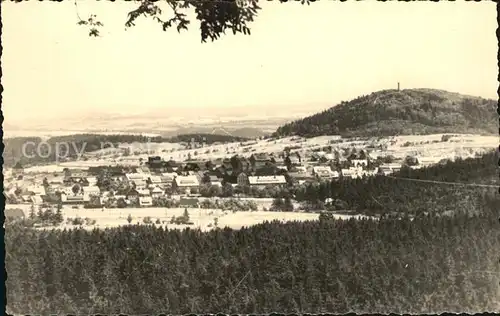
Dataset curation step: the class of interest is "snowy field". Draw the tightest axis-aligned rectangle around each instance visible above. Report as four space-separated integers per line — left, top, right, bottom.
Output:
6 204 371 232
16 134 498 175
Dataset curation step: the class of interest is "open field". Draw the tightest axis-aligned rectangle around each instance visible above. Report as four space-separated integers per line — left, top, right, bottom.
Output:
7 204 371 232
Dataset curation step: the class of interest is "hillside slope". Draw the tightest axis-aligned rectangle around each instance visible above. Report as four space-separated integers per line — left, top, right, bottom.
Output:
274 89 498 137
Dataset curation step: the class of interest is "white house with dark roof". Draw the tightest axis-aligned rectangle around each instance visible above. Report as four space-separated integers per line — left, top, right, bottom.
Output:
149 176 162 185
138 188 153 206
377 163 402 175
173 175 200 194
60 192 88 204
150 186 164 198
248 175 286 188
174 175 199 186
48 176 65 185
125 173 148 182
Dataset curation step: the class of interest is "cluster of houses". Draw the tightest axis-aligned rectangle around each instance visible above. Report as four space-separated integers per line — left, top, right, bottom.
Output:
4 151 414 208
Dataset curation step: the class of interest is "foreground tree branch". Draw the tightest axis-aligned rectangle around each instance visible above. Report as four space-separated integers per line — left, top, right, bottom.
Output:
72 0 315 42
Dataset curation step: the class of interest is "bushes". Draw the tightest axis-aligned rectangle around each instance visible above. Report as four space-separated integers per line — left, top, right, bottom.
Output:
153 197 180 208
199 198 258 212
169 209 193 225
66 217 85 225
270 197 294 212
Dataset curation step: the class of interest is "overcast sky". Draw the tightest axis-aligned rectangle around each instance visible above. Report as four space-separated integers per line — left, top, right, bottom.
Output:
2 1 497 125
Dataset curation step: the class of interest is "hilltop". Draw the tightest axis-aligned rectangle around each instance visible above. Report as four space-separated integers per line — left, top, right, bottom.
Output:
274 89 498 137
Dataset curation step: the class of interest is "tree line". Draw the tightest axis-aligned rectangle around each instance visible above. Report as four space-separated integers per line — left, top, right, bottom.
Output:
6 207 500 314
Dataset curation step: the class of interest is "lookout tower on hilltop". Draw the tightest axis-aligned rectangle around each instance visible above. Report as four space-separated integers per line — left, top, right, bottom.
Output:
397 82 400 91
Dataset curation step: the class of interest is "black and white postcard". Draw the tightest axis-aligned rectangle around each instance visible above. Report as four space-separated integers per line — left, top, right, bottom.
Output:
2 0 499 314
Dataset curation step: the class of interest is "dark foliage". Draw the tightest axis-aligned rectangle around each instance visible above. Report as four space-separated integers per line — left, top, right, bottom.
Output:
274 89 497 137
6 208 500 314
72 0 316 42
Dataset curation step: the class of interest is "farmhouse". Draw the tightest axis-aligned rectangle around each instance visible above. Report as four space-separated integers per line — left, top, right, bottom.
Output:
83 186 100 198
48 176 65 185
150 186 164 198
351 159 368 168
248 175 287 188
271 156 285 165
286 154 302 166
208 175 223 187
378 163 402 175
60 192 88 204
160 172 177 187
125 173 148 182
137 189 153 207
124 173 147 188
173 175 200 193
126 188 140 203
251 153 272 170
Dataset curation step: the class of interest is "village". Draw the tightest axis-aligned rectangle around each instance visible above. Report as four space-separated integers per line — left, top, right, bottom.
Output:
4 133 496 230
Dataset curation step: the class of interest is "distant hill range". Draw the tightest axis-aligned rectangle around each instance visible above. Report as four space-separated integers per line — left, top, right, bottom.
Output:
274 88 498 137
160 127 268 139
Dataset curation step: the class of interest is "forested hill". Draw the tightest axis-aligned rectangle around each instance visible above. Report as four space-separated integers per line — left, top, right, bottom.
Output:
274 89 498 137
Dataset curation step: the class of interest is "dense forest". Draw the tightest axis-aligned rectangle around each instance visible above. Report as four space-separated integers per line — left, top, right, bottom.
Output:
274 89 497 137
6 209 500 314
3 133 247 167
